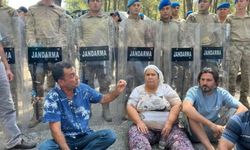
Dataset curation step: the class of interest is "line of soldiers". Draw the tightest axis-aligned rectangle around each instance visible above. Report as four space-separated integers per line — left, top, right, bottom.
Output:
0 0 249 130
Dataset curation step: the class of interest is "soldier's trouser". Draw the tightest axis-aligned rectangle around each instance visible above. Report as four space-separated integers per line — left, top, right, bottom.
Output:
125 62 146 100
29 63 54 97
228 43 250 108
84 64 112 121
46 46 68 90
84 64 112 92
0 62 22 149
28 63 53 127
172 63 192 99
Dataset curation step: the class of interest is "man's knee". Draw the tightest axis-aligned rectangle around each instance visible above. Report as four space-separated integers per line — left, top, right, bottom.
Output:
99 129 116 144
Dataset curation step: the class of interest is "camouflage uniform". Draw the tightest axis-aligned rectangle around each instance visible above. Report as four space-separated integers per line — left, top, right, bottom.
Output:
186 10 221 71
0 5 22 117
172 17 185 23
225 14 250 108
25 1 68 127
156 19 191 99
118 15 155 114
76 11 115 122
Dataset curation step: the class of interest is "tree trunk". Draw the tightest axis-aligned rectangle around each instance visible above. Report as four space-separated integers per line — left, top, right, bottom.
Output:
186 0 193 11
104 0 107 11
113 0 117 11
212 0 218 13
108 0 111 11
183 0 186 18
124 0 127 11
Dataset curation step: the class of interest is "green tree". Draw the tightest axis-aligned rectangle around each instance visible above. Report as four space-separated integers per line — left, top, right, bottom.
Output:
64 0 88 12
1 0 8 5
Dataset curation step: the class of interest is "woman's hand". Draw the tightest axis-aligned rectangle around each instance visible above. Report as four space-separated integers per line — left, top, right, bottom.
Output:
161 123 172 137
136 121 149 134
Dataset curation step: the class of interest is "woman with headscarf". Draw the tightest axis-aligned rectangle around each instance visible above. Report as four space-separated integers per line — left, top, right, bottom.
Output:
127 65 193 149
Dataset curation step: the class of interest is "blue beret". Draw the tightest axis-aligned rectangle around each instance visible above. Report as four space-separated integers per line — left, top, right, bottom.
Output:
171 2 180 8
186 10 193 17
159 0 171 10
127 0 141 8
217 2 230 10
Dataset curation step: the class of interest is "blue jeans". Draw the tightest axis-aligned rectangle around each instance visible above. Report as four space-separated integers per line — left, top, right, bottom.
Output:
38 129 116 150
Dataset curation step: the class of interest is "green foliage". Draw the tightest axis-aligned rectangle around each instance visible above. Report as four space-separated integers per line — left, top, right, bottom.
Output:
2 0 8 5
64 0 88 12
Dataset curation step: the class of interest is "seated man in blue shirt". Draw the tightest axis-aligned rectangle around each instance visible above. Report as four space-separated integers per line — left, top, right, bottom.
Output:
218 110 250 150
182 67 248 150
38 62 127 150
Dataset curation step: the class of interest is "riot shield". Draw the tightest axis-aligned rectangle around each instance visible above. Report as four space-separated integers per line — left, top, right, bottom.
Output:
25 9 69 128
76 13 118 123
0 8 25 123
199 23 230 89
155 22 200 99
118 18 159 115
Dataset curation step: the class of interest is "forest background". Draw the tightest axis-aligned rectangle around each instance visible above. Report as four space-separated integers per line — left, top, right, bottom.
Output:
61 0 243 19
2 0 249 19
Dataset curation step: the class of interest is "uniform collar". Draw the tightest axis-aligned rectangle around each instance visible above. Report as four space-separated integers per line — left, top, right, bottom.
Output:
128 15 140 20
198 9 209 15
86 11 105 18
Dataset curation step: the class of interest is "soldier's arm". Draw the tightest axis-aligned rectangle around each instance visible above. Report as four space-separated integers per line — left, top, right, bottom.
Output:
7 6 20 47
25 8 36 46
108 16 116 48
213 13 219 23
49 122 70 150
59 12 69 45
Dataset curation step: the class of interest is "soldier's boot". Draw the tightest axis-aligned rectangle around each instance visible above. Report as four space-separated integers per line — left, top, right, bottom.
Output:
28 98 43 128
102 104 112 122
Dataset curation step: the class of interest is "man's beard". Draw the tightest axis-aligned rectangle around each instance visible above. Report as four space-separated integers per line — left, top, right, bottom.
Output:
201 85 212 93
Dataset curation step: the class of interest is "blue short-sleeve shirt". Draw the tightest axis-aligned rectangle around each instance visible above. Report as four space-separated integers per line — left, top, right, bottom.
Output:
184 86 240 121
222 111 250 150
43 83 103 137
